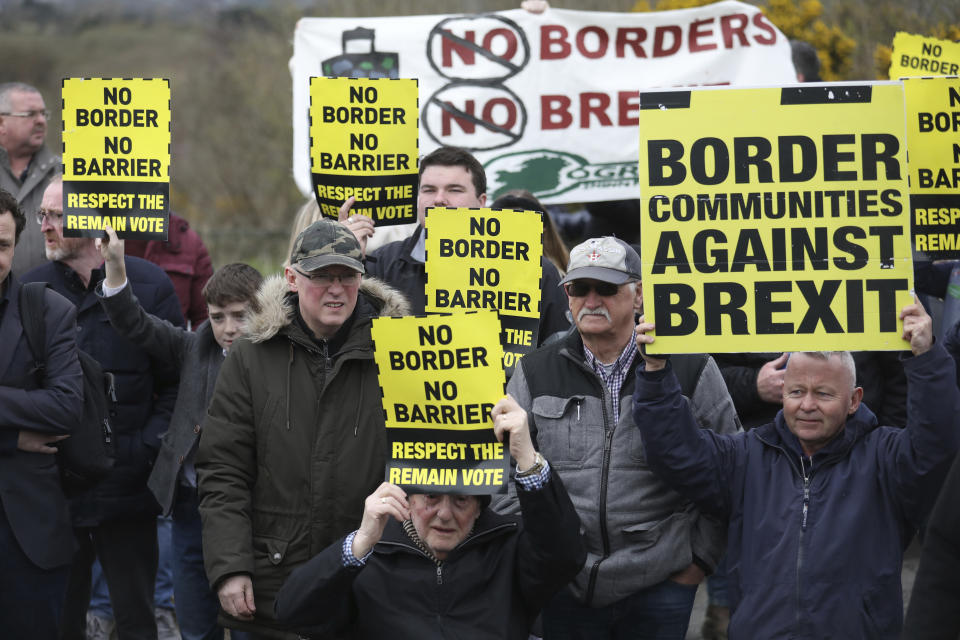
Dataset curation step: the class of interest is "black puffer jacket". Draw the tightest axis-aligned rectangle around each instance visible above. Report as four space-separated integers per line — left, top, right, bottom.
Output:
275 472 585 640
23 258 182 524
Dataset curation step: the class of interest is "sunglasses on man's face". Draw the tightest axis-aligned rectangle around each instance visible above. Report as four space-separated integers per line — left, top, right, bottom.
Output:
564 280 621 297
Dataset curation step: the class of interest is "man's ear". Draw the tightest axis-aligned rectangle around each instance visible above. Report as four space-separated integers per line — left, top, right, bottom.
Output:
478 192 487 207
848 386 863 414
634 281 644 314
284 266 298 293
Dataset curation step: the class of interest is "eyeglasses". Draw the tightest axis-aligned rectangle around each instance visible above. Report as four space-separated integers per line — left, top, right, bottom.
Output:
293 268 361 287
1 110 50 120
36 210 63 225
564 280 622 297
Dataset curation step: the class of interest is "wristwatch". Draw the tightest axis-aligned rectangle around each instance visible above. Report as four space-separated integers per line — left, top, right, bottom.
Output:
516 452 545 478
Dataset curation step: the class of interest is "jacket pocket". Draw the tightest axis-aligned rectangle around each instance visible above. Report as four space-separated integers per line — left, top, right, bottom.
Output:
531 395 587 463
253 534 291 567
628 425 648 464
861 576 901 638
622 511 686 552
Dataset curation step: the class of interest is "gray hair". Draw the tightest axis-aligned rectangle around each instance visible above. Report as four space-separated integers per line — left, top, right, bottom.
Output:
794 351 857 390
0 82 42 112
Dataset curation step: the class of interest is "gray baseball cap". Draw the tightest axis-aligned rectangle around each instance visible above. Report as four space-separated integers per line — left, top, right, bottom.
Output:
290 218 365 274
560 237 642 285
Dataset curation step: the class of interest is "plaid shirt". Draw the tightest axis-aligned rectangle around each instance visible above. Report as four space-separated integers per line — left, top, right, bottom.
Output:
583 337 638 420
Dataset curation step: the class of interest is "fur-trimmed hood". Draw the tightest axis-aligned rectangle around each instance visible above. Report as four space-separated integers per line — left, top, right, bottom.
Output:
245 274 410 343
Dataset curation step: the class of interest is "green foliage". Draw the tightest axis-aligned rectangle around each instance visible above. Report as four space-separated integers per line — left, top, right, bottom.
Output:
2 0 956 267
632 0 856 80
0 4 305 268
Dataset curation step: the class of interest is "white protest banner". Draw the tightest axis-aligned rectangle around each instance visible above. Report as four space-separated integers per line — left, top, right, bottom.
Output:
291 2 795 205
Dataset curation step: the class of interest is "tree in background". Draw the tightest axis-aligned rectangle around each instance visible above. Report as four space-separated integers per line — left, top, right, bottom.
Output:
632 0 855 80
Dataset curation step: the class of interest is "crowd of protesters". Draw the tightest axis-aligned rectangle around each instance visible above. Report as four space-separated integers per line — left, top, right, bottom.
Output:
3 24 960 640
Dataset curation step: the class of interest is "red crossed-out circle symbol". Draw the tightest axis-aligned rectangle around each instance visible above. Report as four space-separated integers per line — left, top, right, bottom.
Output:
426 14 531 83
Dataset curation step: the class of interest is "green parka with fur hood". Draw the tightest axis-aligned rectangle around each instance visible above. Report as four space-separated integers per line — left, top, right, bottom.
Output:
197 274 408 636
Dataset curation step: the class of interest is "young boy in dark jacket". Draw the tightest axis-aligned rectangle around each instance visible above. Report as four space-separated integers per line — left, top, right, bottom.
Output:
97 225 262 640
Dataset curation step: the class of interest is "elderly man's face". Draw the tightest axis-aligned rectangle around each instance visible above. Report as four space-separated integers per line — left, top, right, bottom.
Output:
410 493 482 560
39 182 86 262
416 164 486 225
782 353 862 456
285 264 361 339
0 90 47 155
566 279 640 344
0 210 15 284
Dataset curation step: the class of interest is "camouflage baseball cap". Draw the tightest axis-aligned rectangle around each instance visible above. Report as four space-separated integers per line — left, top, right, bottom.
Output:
289 218 365 274
560 237 641 285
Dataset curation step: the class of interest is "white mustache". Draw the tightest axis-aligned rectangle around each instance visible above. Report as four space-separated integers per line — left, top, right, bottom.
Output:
577 308 611 323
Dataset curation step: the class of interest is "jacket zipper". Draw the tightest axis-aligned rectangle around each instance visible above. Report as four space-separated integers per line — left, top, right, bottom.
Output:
800 455 811 531
755 429 852 633
585 381 614 606
378 521 518 586
796 454 811 626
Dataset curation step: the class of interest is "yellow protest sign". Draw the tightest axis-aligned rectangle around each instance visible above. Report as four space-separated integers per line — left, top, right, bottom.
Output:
309 77 418 226
638 83 913 353
62 78 170 239
371 312 508 493
904 77 960 260
889 33 960 79
424 207 543 374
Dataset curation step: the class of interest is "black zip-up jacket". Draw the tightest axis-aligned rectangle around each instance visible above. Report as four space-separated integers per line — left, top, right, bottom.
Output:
275 473 585 639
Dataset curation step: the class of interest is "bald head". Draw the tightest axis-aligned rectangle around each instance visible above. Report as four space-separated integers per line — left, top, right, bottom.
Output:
782 350 863 456
787 351 857 392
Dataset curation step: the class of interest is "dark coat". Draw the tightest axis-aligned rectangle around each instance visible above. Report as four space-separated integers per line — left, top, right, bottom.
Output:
944 318 960 384
22 257 183 525
125 213 213 328
2 145 59 277
0 274 82 569
365 225 570 345
96 280 223 516
196 276 409 635
633 345 960 640
902 450 960 640
274 472 585 640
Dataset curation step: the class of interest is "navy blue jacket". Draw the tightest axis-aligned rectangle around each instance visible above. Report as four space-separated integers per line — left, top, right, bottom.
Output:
0 274 82 568
632 345 960 640
23 258 183 525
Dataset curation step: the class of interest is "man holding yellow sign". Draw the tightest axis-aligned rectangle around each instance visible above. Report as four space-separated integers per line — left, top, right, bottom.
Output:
634 298 960 639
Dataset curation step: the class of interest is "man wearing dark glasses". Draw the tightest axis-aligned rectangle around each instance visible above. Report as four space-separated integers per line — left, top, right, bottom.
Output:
493 236 739 639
